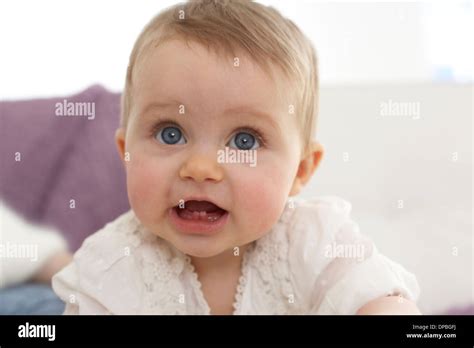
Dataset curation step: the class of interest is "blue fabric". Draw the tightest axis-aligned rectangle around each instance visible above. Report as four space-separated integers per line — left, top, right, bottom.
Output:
0 283 65 315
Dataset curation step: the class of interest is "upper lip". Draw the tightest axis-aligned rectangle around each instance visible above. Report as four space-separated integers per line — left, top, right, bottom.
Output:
173 196 227 211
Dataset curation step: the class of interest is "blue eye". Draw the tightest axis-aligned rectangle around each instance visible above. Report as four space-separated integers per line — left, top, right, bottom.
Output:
156 126 186 145
229 131 260 150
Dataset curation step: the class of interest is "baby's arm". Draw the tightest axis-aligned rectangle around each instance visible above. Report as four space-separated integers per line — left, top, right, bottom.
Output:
52 260 112 315
356 295 421 315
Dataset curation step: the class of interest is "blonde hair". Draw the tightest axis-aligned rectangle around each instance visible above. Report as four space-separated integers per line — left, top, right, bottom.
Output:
122 0 318 153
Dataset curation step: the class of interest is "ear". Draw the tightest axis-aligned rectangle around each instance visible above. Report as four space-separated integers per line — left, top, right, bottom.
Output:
115 127 127 166
289 141 324 196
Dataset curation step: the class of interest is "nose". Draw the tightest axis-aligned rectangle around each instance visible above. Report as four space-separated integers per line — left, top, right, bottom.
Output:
179 153 224 183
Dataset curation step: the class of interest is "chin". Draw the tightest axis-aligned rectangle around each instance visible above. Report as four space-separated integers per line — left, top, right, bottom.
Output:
156 223 235 258
175 242 228 258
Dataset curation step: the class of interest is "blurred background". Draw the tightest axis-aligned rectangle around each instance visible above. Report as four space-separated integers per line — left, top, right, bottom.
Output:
0 0 472 97
0 0 472 315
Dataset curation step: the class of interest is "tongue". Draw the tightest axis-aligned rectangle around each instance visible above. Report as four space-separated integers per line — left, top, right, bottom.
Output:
185 200 220 213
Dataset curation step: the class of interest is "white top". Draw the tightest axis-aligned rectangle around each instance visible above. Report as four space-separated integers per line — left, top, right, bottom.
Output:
52 196 420 314
0 200 68 288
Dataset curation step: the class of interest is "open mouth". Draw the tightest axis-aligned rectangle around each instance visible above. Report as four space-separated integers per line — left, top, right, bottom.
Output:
174 200 227 222
169 199 229 235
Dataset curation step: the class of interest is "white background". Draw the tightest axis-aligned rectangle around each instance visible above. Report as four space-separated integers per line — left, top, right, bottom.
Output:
0 0 472 99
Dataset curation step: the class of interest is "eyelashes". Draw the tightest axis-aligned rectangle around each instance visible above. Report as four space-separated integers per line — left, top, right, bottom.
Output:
149 120 268 147
150 119 182 138
231 126 267 148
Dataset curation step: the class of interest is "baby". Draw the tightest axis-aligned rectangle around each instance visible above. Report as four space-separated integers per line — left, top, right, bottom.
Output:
53 0 420 315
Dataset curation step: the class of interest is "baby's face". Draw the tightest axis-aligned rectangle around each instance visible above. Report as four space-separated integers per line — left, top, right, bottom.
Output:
118 40 304 257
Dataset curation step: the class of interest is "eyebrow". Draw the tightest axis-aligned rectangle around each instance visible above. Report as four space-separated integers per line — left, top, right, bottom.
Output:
223 106 281 133
139 101 183 117
140 102 281 133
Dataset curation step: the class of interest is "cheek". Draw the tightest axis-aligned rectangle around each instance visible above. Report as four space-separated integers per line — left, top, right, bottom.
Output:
125 154 169 224
231 161 294 235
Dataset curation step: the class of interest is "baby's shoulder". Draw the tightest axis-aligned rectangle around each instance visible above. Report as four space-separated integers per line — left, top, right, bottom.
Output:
291 195 352 218
285 195 357 240
279 196 368 270
54 210 155 313
74 210 148 269
257 196 366 309
269 195 363 267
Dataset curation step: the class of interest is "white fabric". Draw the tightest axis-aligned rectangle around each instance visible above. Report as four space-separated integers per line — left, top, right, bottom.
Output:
52 196 420 314
0 200 68 288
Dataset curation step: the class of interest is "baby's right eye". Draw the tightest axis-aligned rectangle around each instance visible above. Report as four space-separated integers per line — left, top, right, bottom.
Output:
155 126 186 145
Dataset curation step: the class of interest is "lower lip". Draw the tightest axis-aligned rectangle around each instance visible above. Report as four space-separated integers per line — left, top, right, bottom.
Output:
168 207 229 235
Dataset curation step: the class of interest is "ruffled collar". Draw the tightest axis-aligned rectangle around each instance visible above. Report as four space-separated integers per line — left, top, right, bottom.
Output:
133 199 297 314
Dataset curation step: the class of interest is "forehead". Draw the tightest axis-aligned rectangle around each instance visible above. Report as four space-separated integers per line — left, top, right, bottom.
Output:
131 39 292 119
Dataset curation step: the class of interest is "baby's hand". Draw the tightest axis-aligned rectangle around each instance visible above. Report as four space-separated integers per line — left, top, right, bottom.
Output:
357 295 421 315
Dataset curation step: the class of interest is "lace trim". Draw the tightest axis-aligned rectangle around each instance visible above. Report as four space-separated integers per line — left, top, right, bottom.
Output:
183 255 211 315
233 200 296 314
128 215 189 315
244 200 298 314
135 198 298 314
232 241 255 314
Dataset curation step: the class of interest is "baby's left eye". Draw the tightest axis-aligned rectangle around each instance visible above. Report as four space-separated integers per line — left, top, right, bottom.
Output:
228 131 260 150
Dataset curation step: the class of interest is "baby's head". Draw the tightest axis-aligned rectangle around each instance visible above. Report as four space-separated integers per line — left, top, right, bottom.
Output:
115 0 324 257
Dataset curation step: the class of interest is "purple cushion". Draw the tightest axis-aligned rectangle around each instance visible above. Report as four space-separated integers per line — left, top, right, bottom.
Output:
0 85 130 251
